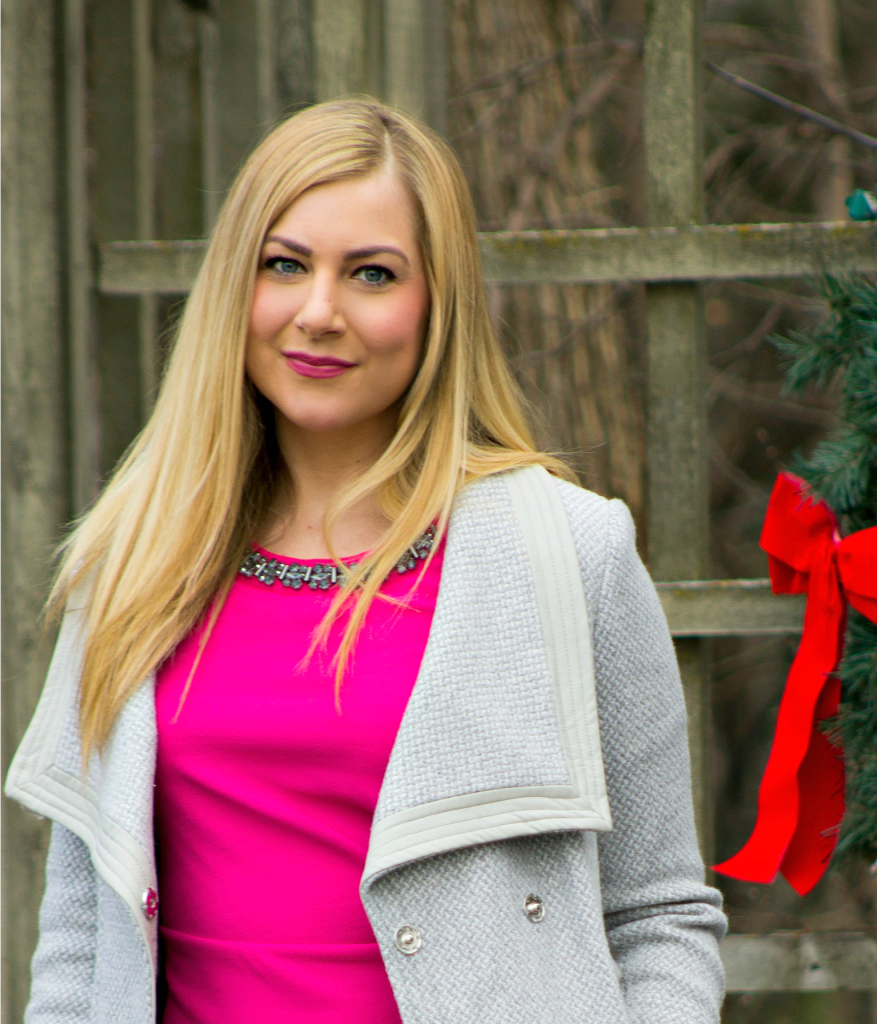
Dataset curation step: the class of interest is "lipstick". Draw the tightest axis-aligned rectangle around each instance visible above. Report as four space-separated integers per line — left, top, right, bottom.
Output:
282 350 356 379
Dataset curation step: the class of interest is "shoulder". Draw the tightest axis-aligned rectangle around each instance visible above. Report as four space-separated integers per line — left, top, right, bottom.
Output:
550 475 630 541
460 469 639 620
552 476 636 553
549 476 637 613
460 467 634 560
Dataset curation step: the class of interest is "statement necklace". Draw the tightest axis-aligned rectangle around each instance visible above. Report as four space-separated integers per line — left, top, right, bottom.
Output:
239 525 436 591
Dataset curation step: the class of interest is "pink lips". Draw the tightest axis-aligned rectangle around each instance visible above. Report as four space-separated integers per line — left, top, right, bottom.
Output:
282 349 357 379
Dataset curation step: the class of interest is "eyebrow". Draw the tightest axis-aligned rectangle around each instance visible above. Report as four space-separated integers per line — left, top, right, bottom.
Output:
265 235 410 267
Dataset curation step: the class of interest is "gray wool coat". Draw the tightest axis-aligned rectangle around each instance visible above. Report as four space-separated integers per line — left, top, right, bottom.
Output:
6 468 727 1024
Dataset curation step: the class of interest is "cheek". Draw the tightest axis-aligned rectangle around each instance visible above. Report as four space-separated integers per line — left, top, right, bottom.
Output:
360 287 430 360
249 280 297 340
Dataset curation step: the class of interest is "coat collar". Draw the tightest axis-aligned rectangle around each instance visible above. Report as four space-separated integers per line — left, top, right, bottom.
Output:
4 595 161 969
362 469 611 889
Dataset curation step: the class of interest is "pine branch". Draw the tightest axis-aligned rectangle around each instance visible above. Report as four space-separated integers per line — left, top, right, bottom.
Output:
772 273 877 865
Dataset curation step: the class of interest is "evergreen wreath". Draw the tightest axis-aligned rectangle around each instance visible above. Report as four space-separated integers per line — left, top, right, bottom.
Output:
770 273 877 865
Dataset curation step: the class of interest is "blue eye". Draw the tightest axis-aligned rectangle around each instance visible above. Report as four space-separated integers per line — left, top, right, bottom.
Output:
264 256 304 276
355 265 394 286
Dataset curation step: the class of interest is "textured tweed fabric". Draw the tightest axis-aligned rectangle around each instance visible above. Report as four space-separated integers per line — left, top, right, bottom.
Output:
361 478 726 1023
13 473 726 1023
373 477 573 823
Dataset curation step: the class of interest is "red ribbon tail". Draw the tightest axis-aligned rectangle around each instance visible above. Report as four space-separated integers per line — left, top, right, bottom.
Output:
713 826 785 885
713 675 844 892
713 532 845 891
713 475 853 892
779 683 845 895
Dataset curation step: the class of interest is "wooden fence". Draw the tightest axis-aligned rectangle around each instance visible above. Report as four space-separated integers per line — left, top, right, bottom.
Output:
3 2 876 1021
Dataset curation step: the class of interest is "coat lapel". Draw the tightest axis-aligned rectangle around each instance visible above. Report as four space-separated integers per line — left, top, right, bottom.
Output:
4 598 160 970
362 472 611 889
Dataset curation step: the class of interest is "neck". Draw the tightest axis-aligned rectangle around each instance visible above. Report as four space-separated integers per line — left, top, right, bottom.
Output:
261 411 398 559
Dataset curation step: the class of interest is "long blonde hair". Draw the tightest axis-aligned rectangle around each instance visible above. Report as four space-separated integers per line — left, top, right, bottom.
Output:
52 98 571 761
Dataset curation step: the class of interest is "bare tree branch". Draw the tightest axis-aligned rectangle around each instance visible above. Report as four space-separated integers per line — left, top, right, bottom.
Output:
507 55 632 229
712 304 783 369
705 60 877 149
707 368 836 425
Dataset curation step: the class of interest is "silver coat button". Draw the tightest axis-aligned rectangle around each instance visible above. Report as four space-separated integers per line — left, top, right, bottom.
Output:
394 924 422 955
524 894 544 922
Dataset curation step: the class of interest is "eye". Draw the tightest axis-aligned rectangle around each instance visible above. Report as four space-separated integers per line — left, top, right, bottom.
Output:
353 265 395 286
263 255 305 277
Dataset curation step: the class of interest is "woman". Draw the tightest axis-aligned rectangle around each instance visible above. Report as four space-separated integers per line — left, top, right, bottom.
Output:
7 99 726 1023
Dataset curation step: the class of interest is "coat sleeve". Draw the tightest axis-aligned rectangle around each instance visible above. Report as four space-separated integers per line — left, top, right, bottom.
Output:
590 499 727 1023
25 821 97 1024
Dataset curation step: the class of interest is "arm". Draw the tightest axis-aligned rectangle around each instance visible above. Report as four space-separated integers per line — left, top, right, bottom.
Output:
25 822 97 1024
591 500 726 1023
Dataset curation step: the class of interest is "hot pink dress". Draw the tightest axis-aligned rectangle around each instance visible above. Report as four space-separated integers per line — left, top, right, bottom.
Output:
155 541 443 1024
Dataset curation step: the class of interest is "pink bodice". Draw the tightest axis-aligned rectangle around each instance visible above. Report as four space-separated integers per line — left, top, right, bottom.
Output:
155 542 442 1023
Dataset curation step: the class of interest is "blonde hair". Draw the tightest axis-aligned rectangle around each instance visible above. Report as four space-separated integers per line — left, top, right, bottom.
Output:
51 98 571 761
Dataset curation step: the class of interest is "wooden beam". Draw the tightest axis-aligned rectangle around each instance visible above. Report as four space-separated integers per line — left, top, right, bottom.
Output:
100 239 207 293
479 221 877 284
384 0 447 132
2 1 69 1019
198 12 221 229
97 221 877 294
642 0 705 578
313 0 382 101
66 0 100 511
133 0 158 410
255 0 276 127
212 0 277 195
153 0 205 242
656 579 805 636
643 0 710 864
90 0 148 479
722 932 877 992
274 0 317 114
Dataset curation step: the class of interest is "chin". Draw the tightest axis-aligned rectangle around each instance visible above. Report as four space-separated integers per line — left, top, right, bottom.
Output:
278 404 375 434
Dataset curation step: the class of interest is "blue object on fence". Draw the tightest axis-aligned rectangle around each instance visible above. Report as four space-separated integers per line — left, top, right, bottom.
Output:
845 188 877 221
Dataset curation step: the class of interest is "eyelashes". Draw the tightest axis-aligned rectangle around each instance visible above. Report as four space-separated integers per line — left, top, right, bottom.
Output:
263 255 304 276
352 265 396 286
261 255 396 287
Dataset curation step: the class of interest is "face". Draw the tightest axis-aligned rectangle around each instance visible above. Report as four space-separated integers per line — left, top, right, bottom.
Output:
246 173 430 440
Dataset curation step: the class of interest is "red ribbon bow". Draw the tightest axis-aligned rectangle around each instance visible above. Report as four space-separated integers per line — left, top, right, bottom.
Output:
713 472 877 895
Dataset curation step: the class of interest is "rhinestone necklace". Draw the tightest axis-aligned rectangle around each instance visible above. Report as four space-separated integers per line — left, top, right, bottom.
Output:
239 525 436 591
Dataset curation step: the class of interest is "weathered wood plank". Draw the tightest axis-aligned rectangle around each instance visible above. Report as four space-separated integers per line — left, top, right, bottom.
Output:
646 282 707 578
100 239 208 293
154 0 203 241
67 0 100 510
313 0 381 101
643 0 710 861
643 0 704 228
215 0 275 188
153 0 210 394
721 932 877 992
195 0 278 221
656 579 805 636
255 0 276 126
274 0 316 114
98 220 876 293
198 12 221 229
89 0 147 479
133 0 158 410
2 2 69 1019
479 221 877 284
384 0 447 132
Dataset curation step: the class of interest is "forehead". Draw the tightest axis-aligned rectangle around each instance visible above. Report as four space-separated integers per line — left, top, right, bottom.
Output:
267 173 419 253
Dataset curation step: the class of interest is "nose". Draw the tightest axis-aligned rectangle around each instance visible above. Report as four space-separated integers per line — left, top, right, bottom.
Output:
293 275 345 340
